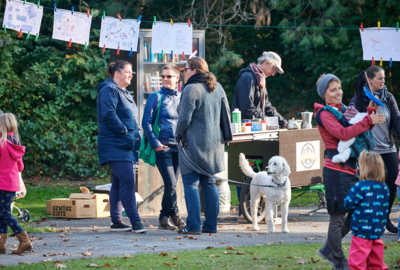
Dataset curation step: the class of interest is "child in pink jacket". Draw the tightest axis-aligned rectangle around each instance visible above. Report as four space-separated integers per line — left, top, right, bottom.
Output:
0 113 32 254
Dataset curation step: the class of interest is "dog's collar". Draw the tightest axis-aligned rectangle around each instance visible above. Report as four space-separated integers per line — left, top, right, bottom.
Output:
271 178 286 187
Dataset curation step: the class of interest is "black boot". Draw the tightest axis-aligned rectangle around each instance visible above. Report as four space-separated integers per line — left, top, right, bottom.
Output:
386 219 398 234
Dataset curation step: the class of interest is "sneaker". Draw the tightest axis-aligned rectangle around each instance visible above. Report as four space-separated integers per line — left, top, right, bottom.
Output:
201 229 217 234
177 228 201 235
110 221 132 232
170 214 186 230
132 221 147 233
386 220 398 234
159 216 177 230
317 243 335 266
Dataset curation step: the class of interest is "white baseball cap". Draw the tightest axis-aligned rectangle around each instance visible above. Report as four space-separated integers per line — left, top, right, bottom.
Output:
261 51 284 74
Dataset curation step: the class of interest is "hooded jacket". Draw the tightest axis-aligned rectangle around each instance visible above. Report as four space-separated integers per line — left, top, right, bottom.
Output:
142 86 181 148
0 133 25 192
232 64 287 126
97 78 141 165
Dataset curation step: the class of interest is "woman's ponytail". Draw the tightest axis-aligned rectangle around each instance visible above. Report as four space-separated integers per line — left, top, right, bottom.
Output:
354 70 368 112
205 72 218 92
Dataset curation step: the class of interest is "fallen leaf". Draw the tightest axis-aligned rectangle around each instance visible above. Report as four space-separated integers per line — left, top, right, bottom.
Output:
254 244 264 246
227 247 234 250
42 259 52 262
289 218 297 221
88 264 99 268
173 255 178 259
208 255 215 258
103 263 110 267
164 262 171 266
305 237 316 240
297 259 308 264
82 250 92 256
148 225 154 228
199 261 203 264
94 236 100 238
236 234 243 237
218 225 223 228
237 252 245 255
55 263 68 268
160 237 168 241
175 236 181 240
311 257 320 263
206 246 213 249
100 255 104 259
62 239 69 242
253 257 261 260
159 252 168 256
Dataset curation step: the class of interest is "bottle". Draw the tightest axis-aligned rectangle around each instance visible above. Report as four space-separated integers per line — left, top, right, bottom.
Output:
232 108 242 133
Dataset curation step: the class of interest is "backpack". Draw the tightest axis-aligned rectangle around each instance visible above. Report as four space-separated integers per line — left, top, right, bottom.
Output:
315 104 375 159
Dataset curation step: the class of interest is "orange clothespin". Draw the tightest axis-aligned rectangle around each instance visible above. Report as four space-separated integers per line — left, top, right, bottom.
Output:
102 44 106 53
18 29 22 37
188 18 191 27
68 39 72 47
360 23 363 32
87 9 90 18
117 13 122 21
117 46 120 55
181 52 184 61
380 57 382 66
372 57 375 66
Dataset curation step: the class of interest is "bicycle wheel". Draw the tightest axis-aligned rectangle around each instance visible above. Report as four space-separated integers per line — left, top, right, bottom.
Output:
18 209 30 223
239 177 266 223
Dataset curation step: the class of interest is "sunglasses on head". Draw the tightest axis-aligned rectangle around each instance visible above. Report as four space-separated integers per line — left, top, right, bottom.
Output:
161 75 176 79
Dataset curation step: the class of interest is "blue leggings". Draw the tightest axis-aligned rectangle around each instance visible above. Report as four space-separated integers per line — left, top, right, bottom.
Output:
0 190 24 234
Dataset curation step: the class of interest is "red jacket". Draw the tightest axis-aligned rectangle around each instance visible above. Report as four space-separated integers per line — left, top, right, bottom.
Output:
0 133 25 192
314 103 375 175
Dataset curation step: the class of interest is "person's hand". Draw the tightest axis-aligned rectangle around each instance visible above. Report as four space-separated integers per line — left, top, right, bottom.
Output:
369 111 386 125
155 144 168 152
369 100 378 109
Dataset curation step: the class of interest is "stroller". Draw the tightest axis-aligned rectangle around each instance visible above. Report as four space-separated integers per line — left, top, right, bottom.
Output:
11 173 30 222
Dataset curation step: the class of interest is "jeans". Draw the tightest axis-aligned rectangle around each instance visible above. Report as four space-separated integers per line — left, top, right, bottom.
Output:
156 146 180 219
326 214 352 266
0 190 24 234
108 161 141 225
182 172 219 232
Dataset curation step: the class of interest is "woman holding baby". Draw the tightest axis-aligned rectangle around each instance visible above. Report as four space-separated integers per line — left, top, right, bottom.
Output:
352 66 400 234
314 74 382 269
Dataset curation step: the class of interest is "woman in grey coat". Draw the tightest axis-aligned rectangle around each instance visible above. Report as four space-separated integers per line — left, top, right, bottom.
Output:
176 56 229 234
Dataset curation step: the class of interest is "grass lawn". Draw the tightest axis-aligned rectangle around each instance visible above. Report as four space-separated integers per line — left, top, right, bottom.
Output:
3 241 400 269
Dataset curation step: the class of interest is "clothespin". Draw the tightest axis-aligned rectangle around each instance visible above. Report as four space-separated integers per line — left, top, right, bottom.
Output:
380 57 382 66
117 46 120 55
26 31 30 39
3 25 6 33
87 9 90 18
188 18 190 27
171 50 173 57
137 15 142 22
23 0 26 5
161 50 163 59
153 16 156 25
360 23 363 32
34 33 38 41
397 22 399 32
372 57 375 66
84 42 87 50
71 6 74 15
53 3 56 12
117 13 122 21
37 0 40 9
390 58 392 67
103 11 105 20
18 29 22 37
102 44 106 53
378 22 380 31
170 19 173 25
68 39 72 47
181 52 184 61
129 48 133 56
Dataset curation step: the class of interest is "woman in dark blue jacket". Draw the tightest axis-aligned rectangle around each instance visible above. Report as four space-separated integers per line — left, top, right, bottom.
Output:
142 64 186 230
97 60 146 233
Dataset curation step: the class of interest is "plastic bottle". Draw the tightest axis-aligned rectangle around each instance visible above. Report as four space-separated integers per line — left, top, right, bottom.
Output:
232 108 242 133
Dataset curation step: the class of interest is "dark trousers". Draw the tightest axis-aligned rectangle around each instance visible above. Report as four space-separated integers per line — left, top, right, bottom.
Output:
0 190 24 234
156 146 180 219
108 161 140 225
327 214 352 266
380 152 399 218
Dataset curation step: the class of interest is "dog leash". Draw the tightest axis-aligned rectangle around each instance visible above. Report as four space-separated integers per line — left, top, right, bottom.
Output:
177 138 286 188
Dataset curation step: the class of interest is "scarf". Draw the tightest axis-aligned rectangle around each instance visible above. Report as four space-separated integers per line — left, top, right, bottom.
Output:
250 63 267 114
184 72 208 87
374 84 390 103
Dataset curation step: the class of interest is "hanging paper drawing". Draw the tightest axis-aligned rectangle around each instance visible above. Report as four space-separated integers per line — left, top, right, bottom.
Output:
360 27 400 61
52 9 92 45
152 22 193 55
99 17 141 52
2 0 44 36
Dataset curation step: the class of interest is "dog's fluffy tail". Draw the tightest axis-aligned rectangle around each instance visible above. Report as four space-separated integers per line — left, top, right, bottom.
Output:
239 153 256 178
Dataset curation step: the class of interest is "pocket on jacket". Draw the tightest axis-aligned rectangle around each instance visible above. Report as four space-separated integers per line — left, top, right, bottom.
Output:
115 131 135 150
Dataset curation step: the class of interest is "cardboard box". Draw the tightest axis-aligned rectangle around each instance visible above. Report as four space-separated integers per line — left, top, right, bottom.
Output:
46 200 51 215
50 193 111 219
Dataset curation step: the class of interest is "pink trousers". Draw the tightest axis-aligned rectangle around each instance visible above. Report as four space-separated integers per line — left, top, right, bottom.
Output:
348 235 388 270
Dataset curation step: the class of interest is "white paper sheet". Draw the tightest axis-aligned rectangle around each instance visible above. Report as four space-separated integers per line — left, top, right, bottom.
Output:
152 22 193 54
2 0 43 36
360 27 400 61
52 9 92 45
99 17 140 52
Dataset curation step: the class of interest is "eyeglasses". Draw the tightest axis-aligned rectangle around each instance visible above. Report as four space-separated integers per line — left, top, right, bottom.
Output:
184 67 192 73
273 66 277 75
161 75 177 79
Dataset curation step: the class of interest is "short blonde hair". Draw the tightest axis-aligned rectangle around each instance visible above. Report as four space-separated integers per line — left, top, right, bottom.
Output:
359 150 385 183
0 113 19 147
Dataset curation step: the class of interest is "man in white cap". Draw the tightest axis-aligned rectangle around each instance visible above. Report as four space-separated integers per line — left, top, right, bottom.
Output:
232 51 287 127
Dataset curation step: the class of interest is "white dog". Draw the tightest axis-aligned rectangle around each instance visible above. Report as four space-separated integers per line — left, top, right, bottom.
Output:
332 113 368 163
239 153 291 233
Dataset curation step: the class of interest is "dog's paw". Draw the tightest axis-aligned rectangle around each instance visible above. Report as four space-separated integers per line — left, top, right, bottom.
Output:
282 227 289 233
253 227 260 231
268 226 275 233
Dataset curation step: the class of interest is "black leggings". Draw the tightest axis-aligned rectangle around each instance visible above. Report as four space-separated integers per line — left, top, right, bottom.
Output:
380 152 399 218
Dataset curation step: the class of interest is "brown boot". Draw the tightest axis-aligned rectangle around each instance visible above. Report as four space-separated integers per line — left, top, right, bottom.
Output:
11 231 32 254
171 214 186 230
0 234 8 254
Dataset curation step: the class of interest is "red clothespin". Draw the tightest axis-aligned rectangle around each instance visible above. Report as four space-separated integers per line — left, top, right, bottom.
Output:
87 9 90 18
117 46 120 55
102 44 106 53
18 29 22 37
372 57 375 66
188 18 191 27
360 23 363 32
181 52 184 61
68 39 72 47
117 13 122 21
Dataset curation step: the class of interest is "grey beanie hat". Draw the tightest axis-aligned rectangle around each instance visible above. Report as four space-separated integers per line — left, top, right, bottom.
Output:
317 74 339 100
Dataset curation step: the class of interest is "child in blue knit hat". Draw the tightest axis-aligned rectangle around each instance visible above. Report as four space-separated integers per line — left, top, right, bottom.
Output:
344 150 389 270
